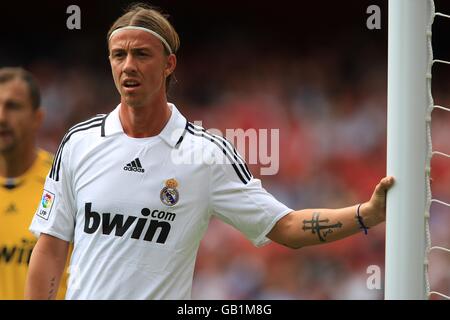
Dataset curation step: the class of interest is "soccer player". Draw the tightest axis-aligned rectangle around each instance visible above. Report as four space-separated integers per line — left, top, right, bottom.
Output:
26 4 394 299
0 67 67 299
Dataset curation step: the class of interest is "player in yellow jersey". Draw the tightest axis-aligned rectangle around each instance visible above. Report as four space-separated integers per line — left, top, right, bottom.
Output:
0 67 67 299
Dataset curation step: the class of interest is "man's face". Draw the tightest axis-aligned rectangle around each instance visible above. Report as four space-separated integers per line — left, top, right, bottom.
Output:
0 79 42 153
109 29 176 108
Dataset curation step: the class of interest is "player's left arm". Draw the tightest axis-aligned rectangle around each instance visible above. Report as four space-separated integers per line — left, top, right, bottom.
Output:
267 176 395 248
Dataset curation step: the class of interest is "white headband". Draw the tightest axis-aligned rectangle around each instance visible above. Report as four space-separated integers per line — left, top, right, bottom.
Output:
109 26 173 55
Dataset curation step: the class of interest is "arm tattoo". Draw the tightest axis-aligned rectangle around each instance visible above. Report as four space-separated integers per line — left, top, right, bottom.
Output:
48 277 56 300
302 212 343 242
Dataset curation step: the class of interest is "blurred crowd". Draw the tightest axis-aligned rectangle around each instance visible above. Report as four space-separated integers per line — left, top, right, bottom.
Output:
26 36 450 299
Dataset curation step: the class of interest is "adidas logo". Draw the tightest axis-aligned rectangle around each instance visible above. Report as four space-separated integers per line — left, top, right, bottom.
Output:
124 158 145 173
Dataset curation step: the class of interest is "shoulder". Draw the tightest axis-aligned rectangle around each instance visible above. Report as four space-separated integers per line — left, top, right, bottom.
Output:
184 122 253 185
63 114 107 144
183 121 233 154
57 114 108 157
182 121 237 162
49 114 107 182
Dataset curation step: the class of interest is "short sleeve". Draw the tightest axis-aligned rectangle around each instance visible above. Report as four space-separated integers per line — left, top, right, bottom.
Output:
209 142 292 247
29 142 75 242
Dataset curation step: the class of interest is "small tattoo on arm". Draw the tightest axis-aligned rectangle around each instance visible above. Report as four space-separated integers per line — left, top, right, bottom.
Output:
302 212 343 242
48 277 56 300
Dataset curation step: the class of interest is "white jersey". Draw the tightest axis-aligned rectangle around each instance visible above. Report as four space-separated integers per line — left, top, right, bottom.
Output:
30 103 292 300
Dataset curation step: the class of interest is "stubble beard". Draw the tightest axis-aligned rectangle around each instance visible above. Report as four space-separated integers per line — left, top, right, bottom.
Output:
124 95 146 109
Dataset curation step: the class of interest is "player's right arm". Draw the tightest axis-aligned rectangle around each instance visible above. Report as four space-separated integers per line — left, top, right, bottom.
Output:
25 233 69 300
28 125 81 299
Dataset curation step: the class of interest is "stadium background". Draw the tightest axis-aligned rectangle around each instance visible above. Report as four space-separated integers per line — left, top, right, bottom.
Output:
1 0 449 299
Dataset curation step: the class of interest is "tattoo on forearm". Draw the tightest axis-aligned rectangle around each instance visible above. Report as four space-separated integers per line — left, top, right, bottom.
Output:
302 212 343 242
48 277 56 300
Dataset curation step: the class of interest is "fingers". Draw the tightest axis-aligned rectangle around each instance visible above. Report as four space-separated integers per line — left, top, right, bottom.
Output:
376 176 395 193
381 176 395 187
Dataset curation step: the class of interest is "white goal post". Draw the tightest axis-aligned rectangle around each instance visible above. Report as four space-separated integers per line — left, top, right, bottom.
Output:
385 0 432 300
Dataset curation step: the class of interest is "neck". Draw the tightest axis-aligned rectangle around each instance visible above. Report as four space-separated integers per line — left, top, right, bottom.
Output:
119 97 172 138
0 143 37 178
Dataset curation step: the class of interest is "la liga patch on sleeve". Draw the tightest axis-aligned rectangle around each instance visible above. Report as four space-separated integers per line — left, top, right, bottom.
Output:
37 189 56 220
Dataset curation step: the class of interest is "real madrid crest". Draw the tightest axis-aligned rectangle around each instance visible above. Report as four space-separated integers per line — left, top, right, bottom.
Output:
160 178 179 206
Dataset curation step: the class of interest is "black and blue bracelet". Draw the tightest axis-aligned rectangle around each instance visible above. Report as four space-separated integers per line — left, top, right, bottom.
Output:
356 203 369 235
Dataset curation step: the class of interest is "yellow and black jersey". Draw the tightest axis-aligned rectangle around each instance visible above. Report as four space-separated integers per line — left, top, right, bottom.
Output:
0 149 67 299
